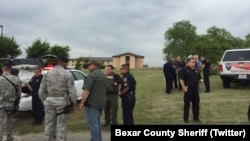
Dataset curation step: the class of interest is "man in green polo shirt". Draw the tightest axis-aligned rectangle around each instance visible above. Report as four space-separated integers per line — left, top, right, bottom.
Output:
79 60 107 141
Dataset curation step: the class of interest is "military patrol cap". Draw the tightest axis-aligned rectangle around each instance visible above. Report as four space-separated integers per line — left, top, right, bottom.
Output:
86 60 99 67
2 60 12 69
57 56 69 63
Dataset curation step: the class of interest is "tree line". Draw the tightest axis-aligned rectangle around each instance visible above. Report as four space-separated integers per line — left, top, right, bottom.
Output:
0 37 104 69
163 20 250 64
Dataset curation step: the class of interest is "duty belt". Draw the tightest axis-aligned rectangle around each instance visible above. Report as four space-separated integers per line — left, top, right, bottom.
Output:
48 91 65 97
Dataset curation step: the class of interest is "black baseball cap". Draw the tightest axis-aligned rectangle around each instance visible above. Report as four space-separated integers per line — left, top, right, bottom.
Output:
2 60 12 69
57 56 69 63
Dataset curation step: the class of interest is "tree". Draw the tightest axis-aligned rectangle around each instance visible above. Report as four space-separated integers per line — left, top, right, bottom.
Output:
50 45 70 57
0 36 21 58
244 34 250 47
195 26 236 64
26 39 50 58
75 57 85 70
163 20 197 59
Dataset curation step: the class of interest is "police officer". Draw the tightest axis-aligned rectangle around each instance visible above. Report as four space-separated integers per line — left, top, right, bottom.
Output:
200 56 211 92
39 56 77 141
28 68 44 125
175 56 186 90
163 58 176 94
118 64 136 125
179 58 203 123
0 61 21 141
104 65 122 127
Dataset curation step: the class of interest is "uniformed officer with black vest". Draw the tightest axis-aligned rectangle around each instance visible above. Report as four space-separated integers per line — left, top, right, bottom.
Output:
179 58 203 123
118 64 136 125
28 68 44 125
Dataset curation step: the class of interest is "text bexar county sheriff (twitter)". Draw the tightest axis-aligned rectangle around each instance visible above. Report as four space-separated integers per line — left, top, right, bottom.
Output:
114 128 246 138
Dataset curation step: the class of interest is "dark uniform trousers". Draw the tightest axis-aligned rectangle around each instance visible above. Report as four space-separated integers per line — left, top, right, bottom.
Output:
121 92 135 125
166 76 174 93
203 71 210 91
32 93 45 124
104 93 118 125
184 87 200 121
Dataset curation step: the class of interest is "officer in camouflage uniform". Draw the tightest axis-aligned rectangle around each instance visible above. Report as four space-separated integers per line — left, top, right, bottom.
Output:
103 65 122 127
0 61 21 141
39 56 77 141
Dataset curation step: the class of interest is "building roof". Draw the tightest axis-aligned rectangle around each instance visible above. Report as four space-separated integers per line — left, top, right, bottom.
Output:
112 52 144 58
70 57 112 61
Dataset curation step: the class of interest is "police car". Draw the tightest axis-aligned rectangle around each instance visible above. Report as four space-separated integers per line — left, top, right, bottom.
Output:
219 48 250 88
11 55 86 111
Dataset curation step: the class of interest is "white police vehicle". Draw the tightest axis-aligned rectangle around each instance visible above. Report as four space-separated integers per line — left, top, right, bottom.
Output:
12 55 86 111
219 48 250 88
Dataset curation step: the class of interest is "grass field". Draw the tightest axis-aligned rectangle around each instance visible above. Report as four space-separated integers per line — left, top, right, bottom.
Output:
13 68 250 135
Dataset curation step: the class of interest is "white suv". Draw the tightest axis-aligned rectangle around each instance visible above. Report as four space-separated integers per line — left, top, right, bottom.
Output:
219 48 250 88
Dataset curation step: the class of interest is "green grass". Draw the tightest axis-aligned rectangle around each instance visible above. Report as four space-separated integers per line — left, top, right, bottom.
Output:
13 68 250 135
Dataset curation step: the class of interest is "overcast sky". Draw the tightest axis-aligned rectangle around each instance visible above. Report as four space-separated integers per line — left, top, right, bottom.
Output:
1 0 249 67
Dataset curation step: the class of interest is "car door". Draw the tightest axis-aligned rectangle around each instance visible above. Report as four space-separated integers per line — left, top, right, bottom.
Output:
70 70 86 100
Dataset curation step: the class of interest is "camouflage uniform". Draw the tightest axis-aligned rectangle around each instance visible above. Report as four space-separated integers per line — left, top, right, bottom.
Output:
0 73 21 141
39 65 77 141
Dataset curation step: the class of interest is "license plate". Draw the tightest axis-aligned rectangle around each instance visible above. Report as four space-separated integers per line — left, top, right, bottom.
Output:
238 74 247 79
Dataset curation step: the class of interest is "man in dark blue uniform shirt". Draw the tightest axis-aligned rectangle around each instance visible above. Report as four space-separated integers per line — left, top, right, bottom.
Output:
163 58 176 94
179 58 203 123
200 56 211 92
118 64 136 125
28 68 44 125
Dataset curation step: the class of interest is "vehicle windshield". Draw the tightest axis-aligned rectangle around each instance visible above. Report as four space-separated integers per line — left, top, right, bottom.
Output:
222 50 250 61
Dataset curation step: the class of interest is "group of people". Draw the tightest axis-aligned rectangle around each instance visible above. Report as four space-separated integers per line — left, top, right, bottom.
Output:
163 54 211 123
163 55 211 94
0 56 137 141
78 61 136 141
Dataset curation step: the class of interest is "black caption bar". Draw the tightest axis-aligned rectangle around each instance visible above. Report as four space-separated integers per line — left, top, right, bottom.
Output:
111 125 250 140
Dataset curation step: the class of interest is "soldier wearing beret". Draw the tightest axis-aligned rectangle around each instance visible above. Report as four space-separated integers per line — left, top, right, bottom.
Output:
0 61 21 141
39 56 77 141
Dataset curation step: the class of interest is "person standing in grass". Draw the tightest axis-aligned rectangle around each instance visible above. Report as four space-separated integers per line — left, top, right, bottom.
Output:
200 56 211 93
0 61 21 141
163 58 176 94
118 64 137 125
79 60 107 141
103 65 122 127
179 58 203 123
27 68 44 126
39 56 77 141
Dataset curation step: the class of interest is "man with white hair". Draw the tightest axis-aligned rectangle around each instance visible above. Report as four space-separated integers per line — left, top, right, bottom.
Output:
193 55 201 69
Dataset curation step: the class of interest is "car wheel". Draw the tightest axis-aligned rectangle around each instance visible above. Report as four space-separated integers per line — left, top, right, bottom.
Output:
222 80 230 88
